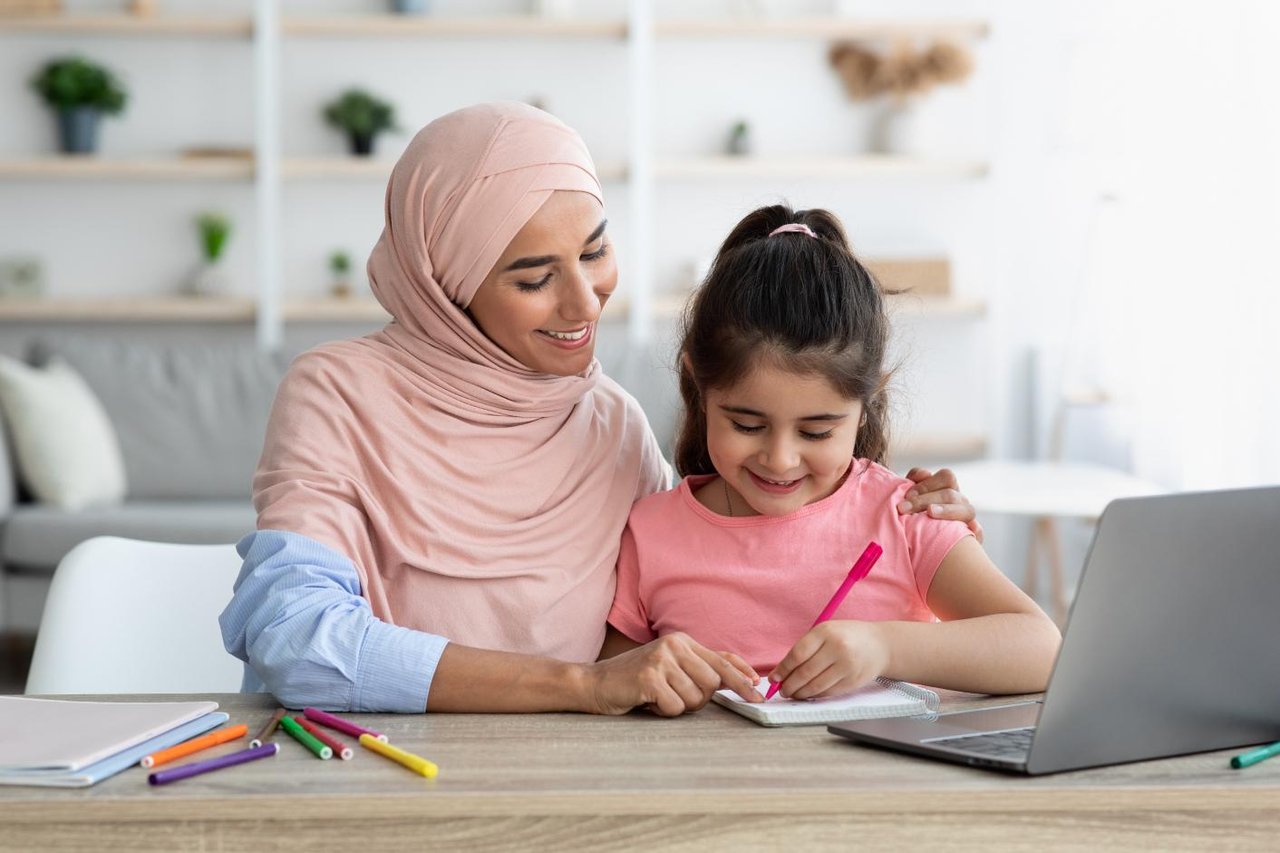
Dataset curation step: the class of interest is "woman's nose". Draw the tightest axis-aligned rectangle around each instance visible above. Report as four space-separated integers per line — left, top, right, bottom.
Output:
559 268 601 322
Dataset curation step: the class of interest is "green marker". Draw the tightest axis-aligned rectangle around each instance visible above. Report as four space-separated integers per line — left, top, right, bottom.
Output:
280 715 333 760
1230 740 1280 769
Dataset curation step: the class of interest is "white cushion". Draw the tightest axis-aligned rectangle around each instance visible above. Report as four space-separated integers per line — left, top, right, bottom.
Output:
0 355 127 510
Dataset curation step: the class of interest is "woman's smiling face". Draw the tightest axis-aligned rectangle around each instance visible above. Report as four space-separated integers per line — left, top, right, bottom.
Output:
466 190 616 377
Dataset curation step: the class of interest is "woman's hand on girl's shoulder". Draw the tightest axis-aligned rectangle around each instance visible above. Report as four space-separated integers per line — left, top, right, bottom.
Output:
897 467 984 543
583 632 762 717
767 621 890 701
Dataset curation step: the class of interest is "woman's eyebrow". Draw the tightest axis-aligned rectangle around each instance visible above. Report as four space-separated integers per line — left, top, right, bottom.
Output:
502 219 609 273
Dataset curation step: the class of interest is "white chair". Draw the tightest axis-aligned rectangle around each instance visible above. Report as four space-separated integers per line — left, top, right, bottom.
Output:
25 537 245 694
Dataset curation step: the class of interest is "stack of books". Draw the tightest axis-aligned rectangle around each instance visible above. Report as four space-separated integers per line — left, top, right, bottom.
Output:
0 695 226 787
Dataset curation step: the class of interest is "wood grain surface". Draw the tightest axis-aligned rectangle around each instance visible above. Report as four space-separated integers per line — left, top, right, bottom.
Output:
2 692 1275 852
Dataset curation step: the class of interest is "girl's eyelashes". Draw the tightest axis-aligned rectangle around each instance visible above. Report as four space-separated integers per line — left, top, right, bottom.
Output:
729 420 835 441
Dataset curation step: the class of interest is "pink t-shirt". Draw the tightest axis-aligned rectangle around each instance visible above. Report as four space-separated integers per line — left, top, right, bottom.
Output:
608 458 972 673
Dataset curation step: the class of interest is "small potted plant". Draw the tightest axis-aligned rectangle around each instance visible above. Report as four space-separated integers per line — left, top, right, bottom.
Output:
323 89 398 157
30 56 128 154
183 212 232 297
329 250 353 299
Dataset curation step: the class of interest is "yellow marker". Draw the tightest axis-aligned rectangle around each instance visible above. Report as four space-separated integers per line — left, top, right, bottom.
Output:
358 733 438 778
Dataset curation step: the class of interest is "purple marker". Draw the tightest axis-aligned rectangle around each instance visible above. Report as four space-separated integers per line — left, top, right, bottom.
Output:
303 707 388 743
148 742 278 786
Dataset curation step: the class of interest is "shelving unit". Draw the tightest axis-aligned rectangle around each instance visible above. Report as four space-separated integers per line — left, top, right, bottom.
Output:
1 2 992 459
656 155 988 181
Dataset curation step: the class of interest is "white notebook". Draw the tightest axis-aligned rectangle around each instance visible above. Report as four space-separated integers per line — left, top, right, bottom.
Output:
713 677 939 727
0 696 218 774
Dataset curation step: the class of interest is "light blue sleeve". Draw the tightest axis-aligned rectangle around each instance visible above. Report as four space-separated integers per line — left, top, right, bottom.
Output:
218 529 449 713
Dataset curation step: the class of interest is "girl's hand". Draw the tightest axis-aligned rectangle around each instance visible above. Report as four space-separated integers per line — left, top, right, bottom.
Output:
768 621 890 700
898 467 984 544
584 632 762 717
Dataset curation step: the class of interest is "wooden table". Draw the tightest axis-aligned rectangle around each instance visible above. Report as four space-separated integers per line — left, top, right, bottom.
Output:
2 692 1276 852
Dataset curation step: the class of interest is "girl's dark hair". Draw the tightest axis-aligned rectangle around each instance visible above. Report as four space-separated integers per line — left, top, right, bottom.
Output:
674 204 893 477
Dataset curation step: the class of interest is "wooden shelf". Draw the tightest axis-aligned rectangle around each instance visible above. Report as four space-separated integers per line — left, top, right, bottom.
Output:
657 155 988 181
656 17 989 40
281 157 628 183
282 299 388 322
890 433 988 460
609 292 984 322
0 157 254 181
282 16 627 39
0 297 400 324
0 297 256 322
0 15 252 37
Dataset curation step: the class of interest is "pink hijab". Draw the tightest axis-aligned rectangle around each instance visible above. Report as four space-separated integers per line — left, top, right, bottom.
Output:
253 102 669 663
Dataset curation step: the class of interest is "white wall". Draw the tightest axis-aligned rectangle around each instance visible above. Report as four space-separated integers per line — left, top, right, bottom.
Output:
4 1 1278 592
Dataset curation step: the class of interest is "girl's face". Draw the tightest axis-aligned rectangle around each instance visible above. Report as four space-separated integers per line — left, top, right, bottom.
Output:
467 190 616 377
704 360 862 517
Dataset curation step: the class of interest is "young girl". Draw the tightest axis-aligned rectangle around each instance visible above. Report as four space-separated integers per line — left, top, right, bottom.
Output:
603 205 1061 704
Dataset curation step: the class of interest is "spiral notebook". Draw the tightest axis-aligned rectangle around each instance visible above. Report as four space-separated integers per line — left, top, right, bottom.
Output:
713 677 939 727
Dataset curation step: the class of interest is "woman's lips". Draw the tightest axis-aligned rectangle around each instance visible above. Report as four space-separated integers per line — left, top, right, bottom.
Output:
536 323 593 350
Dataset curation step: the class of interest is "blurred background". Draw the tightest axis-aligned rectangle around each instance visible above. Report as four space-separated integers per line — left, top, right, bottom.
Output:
1 0 1278 685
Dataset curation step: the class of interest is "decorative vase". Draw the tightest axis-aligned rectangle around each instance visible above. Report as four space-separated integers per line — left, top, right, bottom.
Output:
868 100 918 155
349 132 375 157
182 259 228 297
57 107 101 154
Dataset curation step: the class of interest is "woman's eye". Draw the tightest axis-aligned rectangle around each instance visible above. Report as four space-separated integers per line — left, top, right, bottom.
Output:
582 243 610 262
515 274 552 293
731 421 764 434
801 429 835 441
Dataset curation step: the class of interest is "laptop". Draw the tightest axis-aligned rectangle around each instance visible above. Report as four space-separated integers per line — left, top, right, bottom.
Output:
828 485 1280 775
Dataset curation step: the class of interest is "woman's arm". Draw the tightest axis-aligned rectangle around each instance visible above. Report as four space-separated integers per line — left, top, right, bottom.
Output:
769 537 1061 697
219 530 446 712
222 531 760 715
428 628 761 715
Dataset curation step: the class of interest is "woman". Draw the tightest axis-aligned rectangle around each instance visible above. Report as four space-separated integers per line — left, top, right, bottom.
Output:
219 102 979 715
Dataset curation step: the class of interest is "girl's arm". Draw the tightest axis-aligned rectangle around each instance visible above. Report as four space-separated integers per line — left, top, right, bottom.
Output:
878 536 1061 693
769 537 1061 697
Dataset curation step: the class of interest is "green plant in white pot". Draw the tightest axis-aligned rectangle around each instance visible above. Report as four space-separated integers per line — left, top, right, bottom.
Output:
182 212 232 297
323 89 398 157
329 250 353 299
30 56 128 154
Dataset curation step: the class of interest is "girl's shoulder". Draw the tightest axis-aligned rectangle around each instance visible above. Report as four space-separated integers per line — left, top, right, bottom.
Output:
846 458 917 503
627 474 712 524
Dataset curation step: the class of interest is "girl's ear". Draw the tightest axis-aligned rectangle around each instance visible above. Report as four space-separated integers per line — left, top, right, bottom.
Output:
680 352 707 412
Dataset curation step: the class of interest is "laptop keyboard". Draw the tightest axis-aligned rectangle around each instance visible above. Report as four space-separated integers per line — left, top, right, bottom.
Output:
924 726 1036 760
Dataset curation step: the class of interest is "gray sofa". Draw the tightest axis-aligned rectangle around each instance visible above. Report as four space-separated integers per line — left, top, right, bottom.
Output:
0 337 286 632
0 331 682 634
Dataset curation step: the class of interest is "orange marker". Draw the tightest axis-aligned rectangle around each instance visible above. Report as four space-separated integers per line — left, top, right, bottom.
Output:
140 723 249 769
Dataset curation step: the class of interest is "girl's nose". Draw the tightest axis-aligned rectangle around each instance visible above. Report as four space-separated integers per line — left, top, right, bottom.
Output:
760 436 801 474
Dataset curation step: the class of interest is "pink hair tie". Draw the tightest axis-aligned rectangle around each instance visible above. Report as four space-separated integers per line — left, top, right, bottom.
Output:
768 223 818 239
